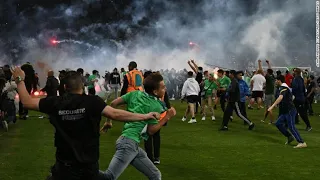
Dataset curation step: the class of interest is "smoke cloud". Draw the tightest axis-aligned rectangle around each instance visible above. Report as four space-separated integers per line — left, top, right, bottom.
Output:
0 0 316 78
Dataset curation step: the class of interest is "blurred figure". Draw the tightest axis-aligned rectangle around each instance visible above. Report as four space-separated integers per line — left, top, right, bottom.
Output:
32 73 39 94
306 75 316 116
41 70 59 97
88 70 99 95
121 61 144 96
109 68 121 99
181 71 200 123
19 63 35 120
292 68 312 131
1 76 18 131
58 70 66 96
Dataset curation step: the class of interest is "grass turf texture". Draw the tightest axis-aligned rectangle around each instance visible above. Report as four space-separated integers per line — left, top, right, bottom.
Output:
0 101 319 180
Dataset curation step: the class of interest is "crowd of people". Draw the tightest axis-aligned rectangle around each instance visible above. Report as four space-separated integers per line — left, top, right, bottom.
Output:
0 59 319 179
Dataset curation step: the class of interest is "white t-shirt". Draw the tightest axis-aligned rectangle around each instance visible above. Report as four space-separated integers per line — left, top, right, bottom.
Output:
251 74 266 91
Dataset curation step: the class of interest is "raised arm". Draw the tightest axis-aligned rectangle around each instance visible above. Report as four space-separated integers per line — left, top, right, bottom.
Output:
191 60 199 72
11 67 40 111
188 60 198 74
266 59 272 69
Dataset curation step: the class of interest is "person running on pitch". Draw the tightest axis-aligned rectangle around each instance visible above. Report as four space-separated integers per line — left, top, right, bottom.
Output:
100 72 176 180
268 75 307 148
201 73 218 121
220 70 255 131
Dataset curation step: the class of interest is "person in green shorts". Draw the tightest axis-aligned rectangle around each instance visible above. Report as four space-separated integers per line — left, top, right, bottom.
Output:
88 70 99 95
201 73 218 121
100 72 176 180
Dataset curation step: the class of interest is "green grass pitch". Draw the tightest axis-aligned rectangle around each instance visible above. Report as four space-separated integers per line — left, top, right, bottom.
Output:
0 101 319 180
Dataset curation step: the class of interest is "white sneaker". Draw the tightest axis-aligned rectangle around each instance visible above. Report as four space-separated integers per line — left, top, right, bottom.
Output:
212 116 216 121
182 117 186 122
294 142 307 148
38 116 44 119
188 119 197 124
201 116 206 121
154 160 160 165
230 116 233 120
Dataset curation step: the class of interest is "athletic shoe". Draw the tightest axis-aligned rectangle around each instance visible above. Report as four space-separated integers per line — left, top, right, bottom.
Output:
285 136 294 145
188 119 197 124
154 158 160 165
294 142 307 148
306 127 312 132
248 123 255 130
219 126 228 131
202 116 206 121
211 116 216 121
182 117 186 122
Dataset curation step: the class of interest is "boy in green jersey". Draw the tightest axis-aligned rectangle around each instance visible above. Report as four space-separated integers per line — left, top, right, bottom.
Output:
201 73 218 121
101 73 176 180
215 69 231 111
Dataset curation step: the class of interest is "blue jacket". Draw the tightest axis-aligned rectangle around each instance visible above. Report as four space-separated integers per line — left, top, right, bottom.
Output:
238 79 250 102
292 76 306 102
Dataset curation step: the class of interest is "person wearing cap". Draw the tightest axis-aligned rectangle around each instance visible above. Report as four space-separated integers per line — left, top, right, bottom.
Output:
220 70 255 131
88 70 99 95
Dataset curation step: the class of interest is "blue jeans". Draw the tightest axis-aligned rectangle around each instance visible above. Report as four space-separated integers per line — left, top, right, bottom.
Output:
103 136 161 180
110 84 119 99
275 109 304 143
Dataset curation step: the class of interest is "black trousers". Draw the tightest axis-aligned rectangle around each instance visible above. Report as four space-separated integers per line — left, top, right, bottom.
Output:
144 130 161 162
218 91 226 112
307 97 314 115
48 160 102 180
294 100 311 127
238 102 248 118
222 101 251 127
19 87 32 117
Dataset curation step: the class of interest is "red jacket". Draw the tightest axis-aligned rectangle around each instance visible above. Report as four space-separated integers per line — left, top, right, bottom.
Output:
285 73 293 87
